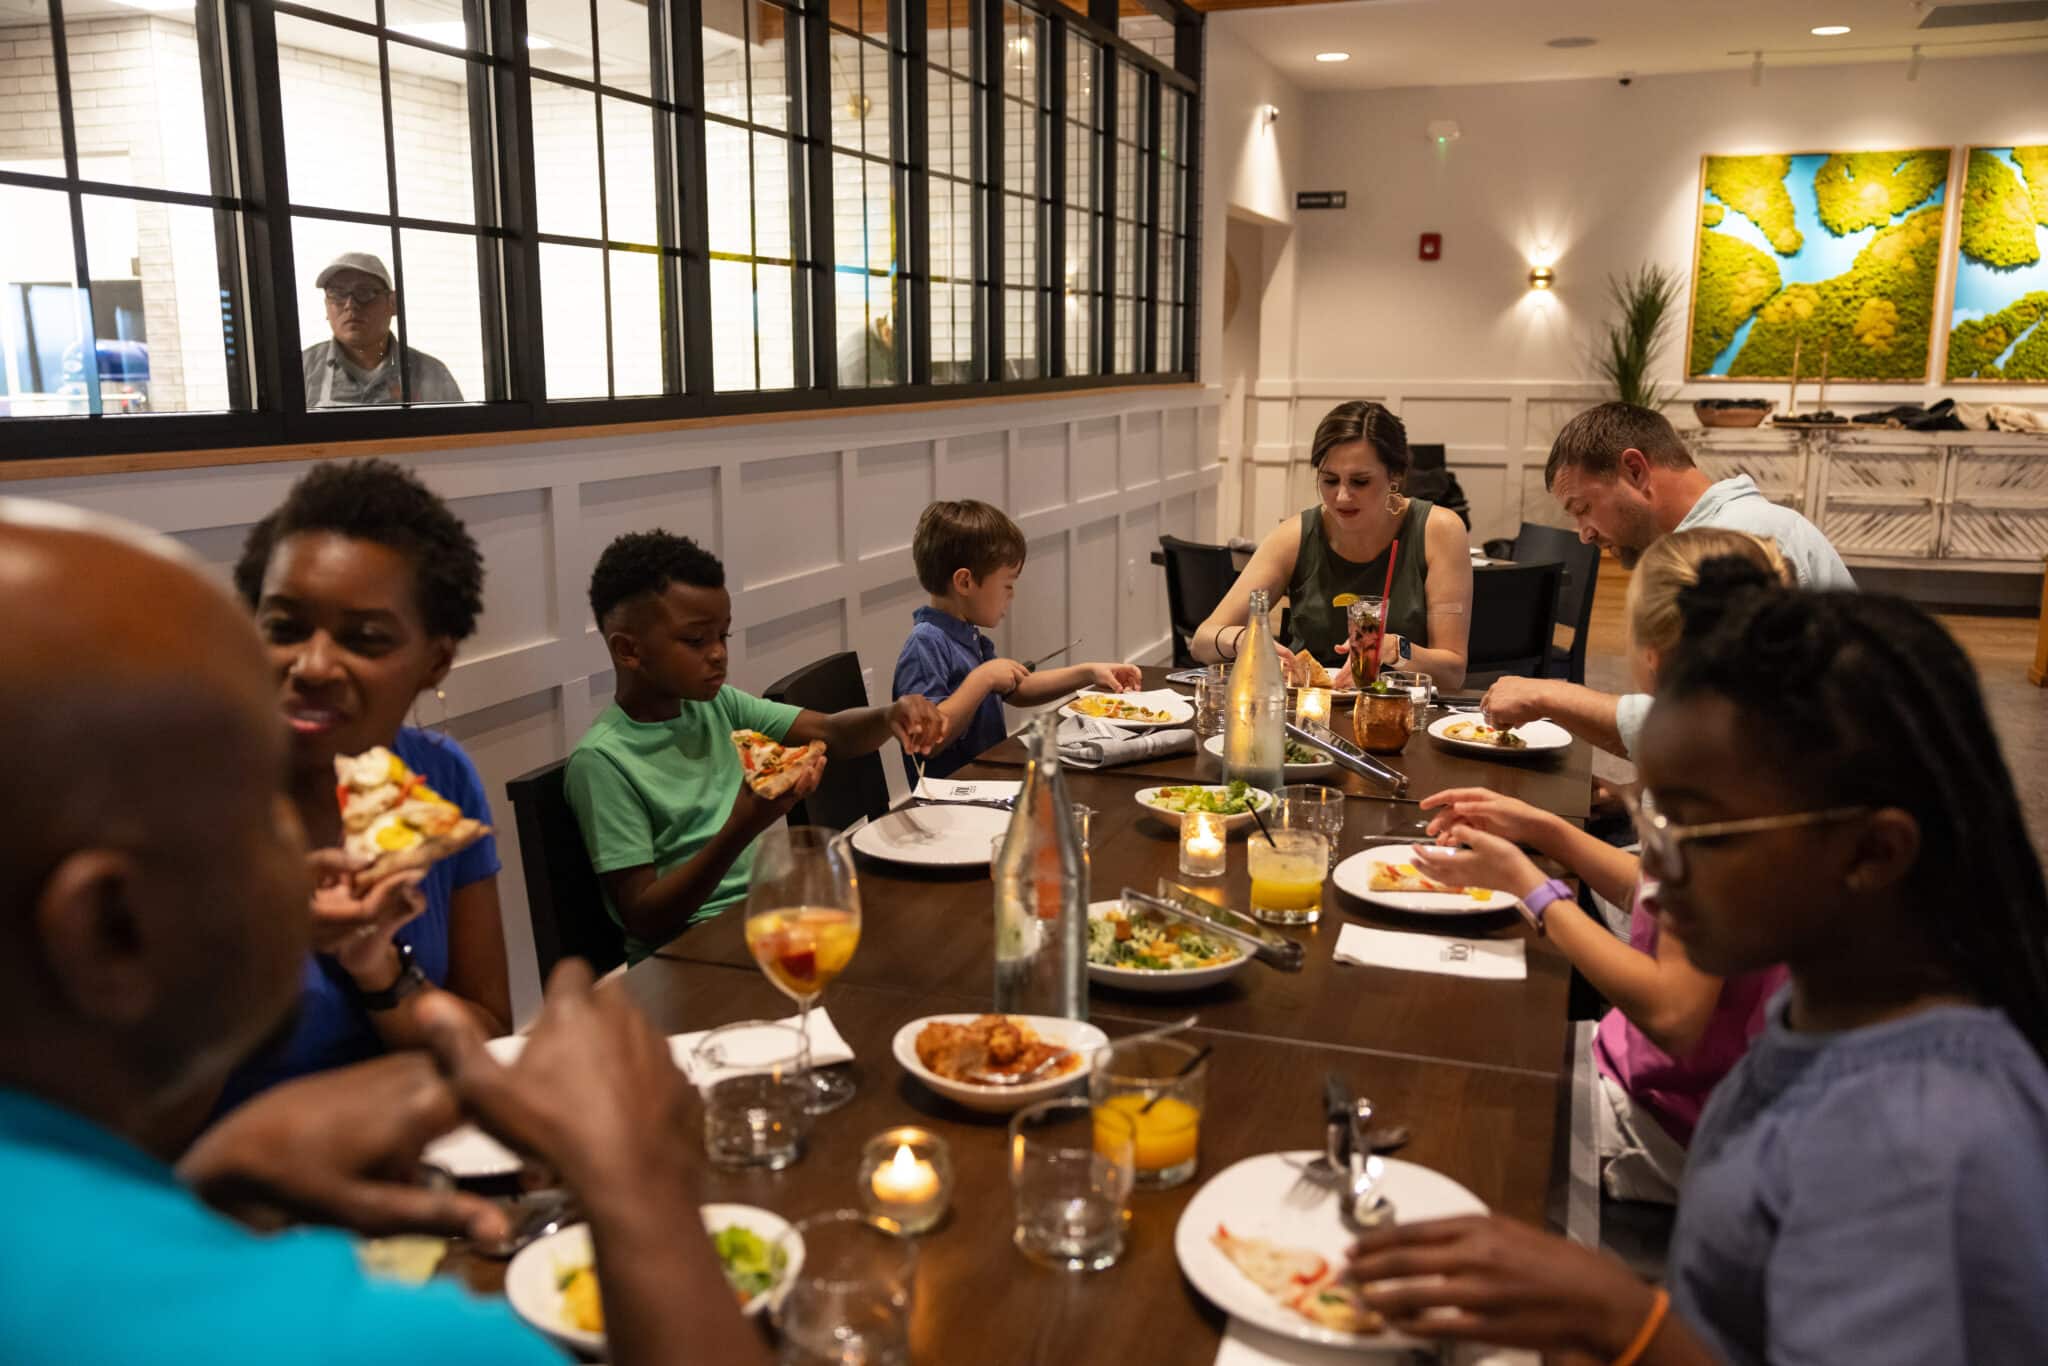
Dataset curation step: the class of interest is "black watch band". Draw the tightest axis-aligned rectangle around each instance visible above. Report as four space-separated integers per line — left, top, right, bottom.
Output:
352 940 427 1012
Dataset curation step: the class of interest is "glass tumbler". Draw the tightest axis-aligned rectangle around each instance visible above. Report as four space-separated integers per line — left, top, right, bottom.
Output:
1009 1098 1136 1272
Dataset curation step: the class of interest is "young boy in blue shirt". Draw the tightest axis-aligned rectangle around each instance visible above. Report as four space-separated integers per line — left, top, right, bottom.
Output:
567 530 941 961
893 500 1140 779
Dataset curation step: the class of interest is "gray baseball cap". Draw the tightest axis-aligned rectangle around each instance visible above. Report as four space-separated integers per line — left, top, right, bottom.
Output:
314 252 393 291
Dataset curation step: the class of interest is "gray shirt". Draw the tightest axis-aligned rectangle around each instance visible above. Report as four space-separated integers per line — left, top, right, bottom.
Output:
1671 991 2048 1366
301 337 464 407
1616 476 1855 752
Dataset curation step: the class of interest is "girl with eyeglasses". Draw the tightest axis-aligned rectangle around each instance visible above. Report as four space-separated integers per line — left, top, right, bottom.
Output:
1413 529 1794 1204
1347 579 2048 1365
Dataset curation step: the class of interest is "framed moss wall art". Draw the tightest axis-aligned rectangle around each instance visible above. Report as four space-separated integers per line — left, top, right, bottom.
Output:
1944 147 2048 383
1685 149 1951 383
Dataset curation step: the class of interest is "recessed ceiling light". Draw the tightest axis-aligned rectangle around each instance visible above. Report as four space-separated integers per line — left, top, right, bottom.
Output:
1315 51 1351 63
1811 25 1851 36
1546 36 1597 49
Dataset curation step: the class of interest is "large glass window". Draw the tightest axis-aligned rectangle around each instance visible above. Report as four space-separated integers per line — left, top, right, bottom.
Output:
1060 28 1098 377
1154 85 1190 373
1110 55 1148 374
826 0 902 387
924 0 979 383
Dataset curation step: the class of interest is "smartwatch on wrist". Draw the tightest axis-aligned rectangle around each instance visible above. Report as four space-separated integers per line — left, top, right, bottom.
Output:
1519 878 1574 936
350 939 428 1012
1396 635 1412 661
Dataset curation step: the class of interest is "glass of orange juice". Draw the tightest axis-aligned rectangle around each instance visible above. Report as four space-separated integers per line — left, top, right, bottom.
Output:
744 826 862 1114
1090 1037 1207 1189
1247 828 1330 924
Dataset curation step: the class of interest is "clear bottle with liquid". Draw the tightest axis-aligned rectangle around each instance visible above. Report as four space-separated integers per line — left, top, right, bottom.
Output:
992 709 1088 1020
1223 587 1287 794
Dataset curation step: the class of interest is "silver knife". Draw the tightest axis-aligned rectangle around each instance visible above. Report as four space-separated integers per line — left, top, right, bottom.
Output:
1024 636 1082 671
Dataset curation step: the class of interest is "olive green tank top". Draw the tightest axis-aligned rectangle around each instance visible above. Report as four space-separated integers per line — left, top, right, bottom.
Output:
1285 500 1434 667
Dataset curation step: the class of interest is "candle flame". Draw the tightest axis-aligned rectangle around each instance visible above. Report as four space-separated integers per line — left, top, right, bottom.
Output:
890 1143 920 1175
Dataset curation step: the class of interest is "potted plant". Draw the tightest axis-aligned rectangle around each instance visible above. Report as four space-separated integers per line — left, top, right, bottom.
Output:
1597 264 1682 410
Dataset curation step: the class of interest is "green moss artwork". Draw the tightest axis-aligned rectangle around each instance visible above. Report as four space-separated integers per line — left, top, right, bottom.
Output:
1959 150 2039 269
1727 206 1944 381
1701 203 1724 227
1688 232 1781 373
1704 155 1801 254
1947 292 2048 381
2014 146 2048 228
1813 151 1951 234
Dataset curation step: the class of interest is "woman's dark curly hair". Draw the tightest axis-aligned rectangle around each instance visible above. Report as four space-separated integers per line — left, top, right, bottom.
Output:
233 459 485 642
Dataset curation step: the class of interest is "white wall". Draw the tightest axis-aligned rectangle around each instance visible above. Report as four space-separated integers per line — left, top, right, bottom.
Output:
6 388 1221 1019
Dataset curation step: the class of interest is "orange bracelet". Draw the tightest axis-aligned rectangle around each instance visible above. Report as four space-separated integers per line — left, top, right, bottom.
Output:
1610 1288 1670 1366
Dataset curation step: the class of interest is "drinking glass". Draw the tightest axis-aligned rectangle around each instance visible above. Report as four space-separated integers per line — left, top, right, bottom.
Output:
1009 1098 1136 1271
1089 1037 1207 1190
1192 663 1228 738
1277 783 1345 868
745 825 863 1114
772 1210 917 1366
1380 669 1433 730
1246 828 1330 924
691 1020 810 1170
1345 595 1385 675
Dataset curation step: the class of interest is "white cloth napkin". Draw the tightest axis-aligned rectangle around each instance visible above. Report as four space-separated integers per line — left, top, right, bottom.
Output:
1057 713 1196 768
1215 1320 1536 1365
670 1010 855 1087
912 777 1021 803
1333 923 1527 981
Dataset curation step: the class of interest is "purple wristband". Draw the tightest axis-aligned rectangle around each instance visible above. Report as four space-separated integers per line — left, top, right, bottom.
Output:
1519 877 1574 935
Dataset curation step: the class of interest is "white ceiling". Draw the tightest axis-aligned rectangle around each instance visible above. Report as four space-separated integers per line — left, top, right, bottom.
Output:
1217 0 2048 92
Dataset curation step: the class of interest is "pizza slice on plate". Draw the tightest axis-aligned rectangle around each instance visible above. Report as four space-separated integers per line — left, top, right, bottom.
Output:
1289 1271 1388 1335
731 729 826 799
1297 654 1333 689
334 747 491 890
1367 861 1495 902
1443 718 1528 748
1212 1226 1387 1336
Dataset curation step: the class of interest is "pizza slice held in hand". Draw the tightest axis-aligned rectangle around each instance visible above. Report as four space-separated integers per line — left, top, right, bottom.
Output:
1367 861 1495 902
334 747 491 891
731 729 826 799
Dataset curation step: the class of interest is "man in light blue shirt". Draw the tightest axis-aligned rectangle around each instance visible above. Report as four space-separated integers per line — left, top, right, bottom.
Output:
1482 402 1853 757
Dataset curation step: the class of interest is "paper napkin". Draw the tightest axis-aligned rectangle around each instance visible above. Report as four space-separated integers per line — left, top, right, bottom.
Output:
1333 922 1527 981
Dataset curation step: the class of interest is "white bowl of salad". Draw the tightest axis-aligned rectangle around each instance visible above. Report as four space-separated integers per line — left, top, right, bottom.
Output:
1086 899 1251 994
1134 781 1277 834
1200 733 1338 779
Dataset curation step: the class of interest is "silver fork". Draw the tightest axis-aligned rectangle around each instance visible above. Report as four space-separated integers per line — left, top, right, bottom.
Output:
964 1049 1074 1086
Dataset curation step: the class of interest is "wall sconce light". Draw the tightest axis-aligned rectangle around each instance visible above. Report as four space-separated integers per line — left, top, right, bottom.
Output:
1259 104 1280 126
1528 265 1556 291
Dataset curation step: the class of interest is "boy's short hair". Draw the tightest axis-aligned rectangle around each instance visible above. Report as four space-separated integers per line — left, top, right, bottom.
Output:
1544 401 1696 491
911 499 1028 595
588 529 725 629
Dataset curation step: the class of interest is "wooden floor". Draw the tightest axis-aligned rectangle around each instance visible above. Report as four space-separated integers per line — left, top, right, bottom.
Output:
1578 555 2048 866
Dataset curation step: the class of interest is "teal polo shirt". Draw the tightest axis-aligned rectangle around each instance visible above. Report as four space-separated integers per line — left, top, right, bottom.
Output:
0 1087 563 1364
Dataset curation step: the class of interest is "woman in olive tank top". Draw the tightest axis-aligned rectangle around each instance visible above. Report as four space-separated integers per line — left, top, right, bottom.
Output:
1191 401 1475 690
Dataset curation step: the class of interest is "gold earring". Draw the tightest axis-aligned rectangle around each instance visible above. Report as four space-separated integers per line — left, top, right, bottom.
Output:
411 687 450 737
1385 489 1403 516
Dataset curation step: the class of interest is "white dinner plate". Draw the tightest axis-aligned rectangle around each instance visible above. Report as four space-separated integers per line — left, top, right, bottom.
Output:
1085 898 1252 994
1331 844 1512 916
506 1205 802 1356
1134 784 1276 835
1059 690 1195 729
1175 1151 1487 1352
851 803 1012 867
1426 713 1571 757
1201 732 1338 780
892 1012 1108 1114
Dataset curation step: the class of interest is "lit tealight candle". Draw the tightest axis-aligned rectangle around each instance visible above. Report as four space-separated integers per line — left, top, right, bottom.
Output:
871 1143 941 1205
857 1128 953 1234
1298 687 1330 725
1179 810 1227 879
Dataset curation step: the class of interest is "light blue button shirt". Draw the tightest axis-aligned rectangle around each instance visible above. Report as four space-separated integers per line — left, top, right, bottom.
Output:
0 1088 564 1365
1615 476 1855 754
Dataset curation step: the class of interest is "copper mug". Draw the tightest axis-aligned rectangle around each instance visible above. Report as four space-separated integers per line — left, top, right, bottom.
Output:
1353 688 1413 754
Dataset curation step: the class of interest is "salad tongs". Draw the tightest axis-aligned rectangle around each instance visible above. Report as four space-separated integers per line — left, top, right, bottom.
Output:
1286 720 1410 796
1120 883 1306 973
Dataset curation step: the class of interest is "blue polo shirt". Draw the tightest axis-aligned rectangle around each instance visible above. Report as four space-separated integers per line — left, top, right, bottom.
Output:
894 605 1007 779
217 727 502 1113
0 1087 562 1364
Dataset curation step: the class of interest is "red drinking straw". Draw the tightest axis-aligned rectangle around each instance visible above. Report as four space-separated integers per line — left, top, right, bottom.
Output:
1366 538 1399 684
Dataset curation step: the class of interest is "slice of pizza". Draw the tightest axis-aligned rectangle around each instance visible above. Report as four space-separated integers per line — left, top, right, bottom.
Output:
1211 1225 1330 1297
335 747 490 891
1299 655 1334 689
1289 1271 1387 1335
1367 861 1495 902
731 729 826 799
1444 718 1528 749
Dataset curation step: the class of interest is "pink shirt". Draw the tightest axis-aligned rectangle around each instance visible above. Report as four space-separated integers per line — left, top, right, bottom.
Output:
1592 884 1787 1146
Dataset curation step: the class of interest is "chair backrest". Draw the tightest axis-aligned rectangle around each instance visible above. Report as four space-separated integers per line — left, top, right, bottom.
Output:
505 758 626 982
1403 443 1450 505
1158 534 1238 667
1465 560 1566 685
764 651 890 830
1512 523 1602 685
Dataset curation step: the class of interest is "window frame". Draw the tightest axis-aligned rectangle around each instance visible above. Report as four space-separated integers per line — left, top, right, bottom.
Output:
0 0 1200 462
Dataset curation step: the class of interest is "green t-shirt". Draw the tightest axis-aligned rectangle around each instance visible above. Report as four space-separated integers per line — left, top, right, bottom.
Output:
564 688 801 961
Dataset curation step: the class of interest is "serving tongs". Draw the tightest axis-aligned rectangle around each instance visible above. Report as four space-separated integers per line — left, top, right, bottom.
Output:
1120 882 1306 973
1286 719 1410 796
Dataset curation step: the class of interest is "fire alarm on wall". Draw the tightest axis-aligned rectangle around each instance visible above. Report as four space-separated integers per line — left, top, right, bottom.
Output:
1419 233 1442 261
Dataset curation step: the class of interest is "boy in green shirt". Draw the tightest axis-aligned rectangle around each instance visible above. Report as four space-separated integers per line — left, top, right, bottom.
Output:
567 531 942 961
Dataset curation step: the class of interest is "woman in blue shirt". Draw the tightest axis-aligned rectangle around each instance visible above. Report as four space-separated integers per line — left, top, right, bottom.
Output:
218 460 510 1109
1344 576 2048 1365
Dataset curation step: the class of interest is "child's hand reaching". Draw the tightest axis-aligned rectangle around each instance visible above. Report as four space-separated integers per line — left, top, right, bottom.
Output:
1088 662 1141 692
1410 825 1548 900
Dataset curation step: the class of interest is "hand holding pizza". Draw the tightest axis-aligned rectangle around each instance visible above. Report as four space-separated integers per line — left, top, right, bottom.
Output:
306 849 430 957
1409 826 1547 901
887 694 944 754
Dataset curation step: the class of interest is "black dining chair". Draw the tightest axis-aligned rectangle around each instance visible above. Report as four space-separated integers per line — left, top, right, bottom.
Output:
764 651 891 830
1403 442 1472 529
1462 560 1565 688
505 758 626 982
1512 523 1601 685
1158 534 1239 667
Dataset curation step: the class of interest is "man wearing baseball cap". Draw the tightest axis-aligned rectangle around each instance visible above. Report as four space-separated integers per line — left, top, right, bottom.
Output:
301 253 464 407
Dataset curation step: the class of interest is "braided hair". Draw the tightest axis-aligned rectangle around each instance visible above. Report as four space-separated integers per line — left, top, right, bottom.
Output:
1661 566 2048 1061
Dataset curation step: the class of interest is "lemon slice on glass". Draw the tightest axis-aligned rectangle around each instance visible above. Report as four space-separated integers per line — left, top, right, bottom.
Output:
1330 593 1359 607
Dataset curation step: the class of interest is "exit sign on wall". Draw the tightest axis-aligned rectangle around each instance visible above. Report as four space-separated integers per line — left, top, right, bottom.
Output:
1295 191 1347 210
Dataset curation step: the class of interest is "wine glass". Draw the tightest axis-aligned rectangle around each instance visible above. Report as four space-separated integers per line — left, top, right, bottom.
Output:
744 825 863 1114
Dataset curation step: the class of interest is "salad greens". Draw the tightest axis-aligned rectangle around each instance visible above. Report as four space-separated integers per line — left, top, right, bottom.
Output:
713 1225 787 1301
1147 780 1267 815
1088 908 1242 972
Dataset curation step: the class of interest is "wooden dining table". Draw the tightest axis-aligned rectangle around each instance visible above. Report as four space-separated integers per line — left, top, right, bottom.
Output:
458 674 1596 1363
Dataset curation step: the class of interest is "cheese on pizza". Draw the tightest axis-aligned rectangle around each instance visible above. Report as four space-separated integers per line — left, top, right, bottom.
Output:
334 747 490 890
1367 862 1495 902
1212 1226 1387 1337
730 729 826 799
1298 655 1333 689
1443 718 1527 748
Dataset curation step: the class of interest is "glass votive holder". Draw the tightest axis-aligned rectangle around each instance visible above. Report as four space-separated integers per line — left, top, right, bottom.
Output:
857 1127 954 1235
1178 809 1227 879
1295 686 1332 727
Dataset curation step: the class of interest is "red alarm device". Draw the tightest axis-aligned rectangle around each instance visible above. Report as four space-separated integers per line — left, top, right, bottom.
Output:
1419 232 1441 261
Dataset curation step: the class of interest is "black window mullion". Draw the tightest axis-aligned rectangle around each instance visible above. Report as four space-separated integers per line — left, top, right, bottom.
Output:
586 0 617 398
673 0 714 393
237 0 304 420
371 1 413 405
1140 67 1160 372
196 0 253 411
1045 15 1063 377
1176 19 1200 373
976 0 999 380
493 0 544 405
799 0 835 389
649 0 685 395
460 0 508 402
898 0 929 385
45 0 104 417
1097 44 1114 373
